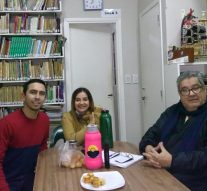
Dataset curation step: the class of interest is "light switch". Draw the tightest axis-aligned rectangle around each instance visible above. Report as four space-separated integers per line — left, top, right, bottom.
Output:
132 74 138 84
124 74 131 84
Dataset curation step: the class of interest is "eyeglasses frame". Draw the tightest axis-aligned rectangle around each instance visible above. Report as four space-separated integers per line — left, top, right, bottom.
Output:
179 85 204 96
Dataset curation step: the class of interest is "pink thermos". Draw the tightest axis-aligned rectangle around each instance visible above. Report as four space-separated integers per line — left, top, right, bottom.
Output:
84 124 103 170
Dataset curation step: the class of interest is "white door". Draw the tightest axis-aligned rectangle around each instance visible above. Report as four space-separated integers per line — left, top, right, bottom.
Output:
140 2 165 133
67 23 117 139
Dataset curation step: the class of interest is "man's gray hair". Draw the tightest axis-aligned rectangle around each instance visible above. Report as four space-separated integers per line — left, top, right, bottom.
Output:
176 71 205 90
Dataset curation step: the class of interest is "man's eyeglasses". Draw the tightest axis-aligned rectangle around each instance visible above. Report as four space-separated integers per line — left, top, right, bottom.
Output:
179 86 203 96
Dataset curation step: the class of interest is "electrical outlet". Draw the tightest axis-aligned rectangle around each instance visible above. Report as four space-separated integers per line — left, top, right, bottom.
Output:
124 74 131 84
132 74 138 84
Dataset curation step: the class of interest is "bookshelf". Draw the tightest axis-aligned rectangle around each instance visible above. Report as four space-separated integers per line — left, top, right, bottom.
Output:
0 0 65 133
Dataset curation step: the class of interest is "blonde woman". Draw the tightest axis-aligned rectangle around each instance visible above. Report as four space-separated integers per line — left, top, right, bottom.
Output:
62 87 102 146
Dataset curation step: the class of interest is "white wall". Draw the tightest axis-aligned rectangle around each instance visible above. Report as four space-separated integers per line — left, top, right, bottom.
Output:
138 0 154 12
61 0 142 146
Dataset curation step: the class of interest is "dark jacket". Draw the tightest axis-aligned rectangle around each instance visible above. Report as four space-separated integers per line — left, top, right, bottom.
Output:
139 102 207 191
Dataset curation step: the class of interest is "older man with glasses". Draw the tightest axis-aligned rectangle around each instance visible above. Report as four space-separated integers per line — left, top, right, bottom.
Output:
139 71 207 191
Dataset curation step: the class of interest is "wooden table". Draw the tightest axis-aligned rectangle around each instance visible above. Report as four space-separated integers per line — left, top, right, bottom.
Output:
33 141 190 191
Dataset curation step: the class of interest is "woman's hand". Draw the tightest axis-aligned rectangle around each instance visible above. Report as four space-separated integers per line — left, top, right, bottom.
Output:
89 112 95 124
82 111 96 124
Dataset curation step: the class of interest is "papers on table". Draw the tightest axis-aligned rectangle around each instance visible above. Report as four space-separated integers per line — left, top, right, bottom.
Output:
102 150 144 168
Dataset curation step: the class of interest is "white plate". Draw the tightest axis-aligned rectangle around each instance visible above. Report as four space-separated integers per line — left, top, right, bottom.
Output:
80 171 125 191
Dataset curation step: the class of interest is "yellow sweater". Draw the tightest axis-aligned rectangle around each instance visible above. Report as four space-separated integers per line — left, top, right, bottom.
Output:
61 107 102 146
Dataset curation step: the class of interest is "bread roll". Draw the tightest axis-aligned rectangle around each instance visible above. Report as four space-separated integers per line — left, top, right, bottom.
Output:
60 150 84 168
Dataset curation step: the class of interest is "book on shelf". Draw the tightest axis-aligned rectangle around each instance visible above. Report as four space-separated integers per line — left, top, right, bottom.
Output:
0 37 8 57
21 13 28 33
45 40 52 57
35 39 42 57
53 0 59 10
14 16 18 33
53 85 56 102
33 0 45 11
28 38 35 57
27 0 38 11
0 0 4 10
7 0 14 11
0 107 16 119
57 81 64 102
49 60 55 79
40 40 47 56
13 0 21 11
46 0 59 10
21 0 28 10
0 61 2 80
30 16 39 33
38 15 44 33
56 17 60 33
50 40 58 56
41 60 49 79
31 39 38 57
0 37 6 57
9 36 15 57
53 60 63 79
0 14 9 34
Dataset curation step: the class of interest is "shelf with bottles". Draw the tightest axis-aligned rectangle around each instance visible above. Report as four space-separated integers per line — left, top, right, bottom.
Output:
181 38 207 60
181 43 207 61
181 9 207 60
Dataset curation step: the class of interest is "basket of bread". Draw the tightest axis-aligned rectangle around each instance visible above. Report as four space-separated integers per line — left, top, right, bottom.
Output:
58 140 84 168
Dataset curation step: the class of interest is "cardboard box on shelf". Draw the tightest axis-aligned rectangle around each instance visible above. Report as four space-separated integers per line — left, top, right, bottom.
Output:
168 48 194 63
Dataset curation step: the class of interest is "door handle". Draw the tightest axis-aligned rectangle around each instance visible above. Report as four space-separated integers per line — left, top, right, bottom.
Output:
107 94 113 97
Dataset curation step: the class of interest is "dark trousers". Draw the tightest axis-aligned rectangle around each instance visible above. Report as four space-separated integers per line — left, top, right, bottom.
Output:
9 173 35 191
